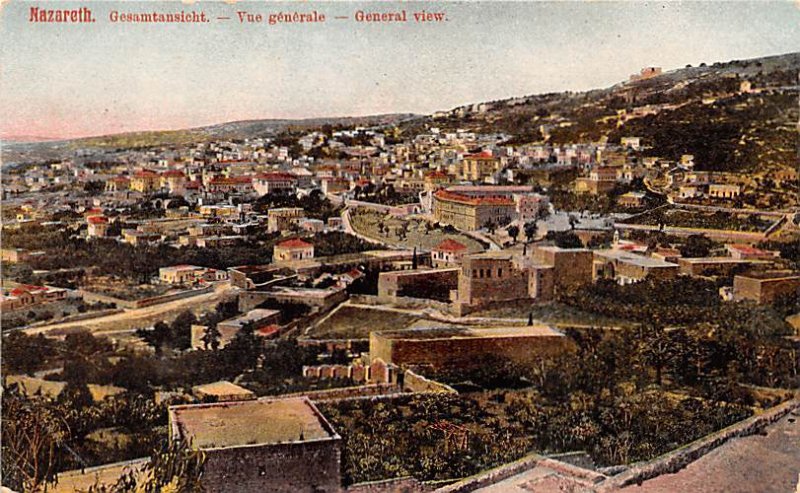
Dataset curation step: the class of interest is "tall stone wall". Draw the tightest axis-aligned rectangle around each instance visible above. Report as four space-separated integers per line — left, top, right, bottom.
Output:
202 438 341 493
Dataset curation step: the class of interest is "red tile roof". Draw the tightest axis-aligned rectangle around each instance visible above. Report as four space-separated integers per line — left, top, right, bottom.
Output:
435 239 468 252
162 170 186 177
276 238 313 249
256 172 297 181
87 216 109 224
434 190 514 206
256 325 280 337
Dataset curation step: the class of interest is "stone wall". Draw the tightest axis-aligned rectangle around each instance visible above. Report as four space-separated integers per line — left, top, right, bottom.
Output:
378 269 459 303
403 369 457 394
371 332 571 370
596 399 800 492
202 438 341 493
79 285 212 309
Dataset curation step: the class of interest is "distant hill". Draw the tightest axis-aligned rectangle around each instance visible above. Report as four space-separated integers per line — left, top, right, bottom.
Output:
405 52 799 173
1 113 420 165
3 51 798 170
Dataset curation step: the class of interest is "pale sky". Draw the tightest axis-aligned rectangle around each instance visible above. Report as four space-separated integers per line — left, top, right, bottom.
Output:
1 1 798 139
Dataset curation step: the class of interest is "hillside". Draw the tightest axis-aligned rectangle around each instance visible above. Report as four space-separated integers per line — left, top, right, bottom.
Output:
1 113 419 165
406 52 799 173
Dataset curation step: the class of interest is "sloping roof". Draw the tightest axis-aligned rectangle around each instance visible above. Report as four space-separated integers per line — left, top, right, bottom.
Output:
435 239 468 252
276 238 313 249
434 190 515 206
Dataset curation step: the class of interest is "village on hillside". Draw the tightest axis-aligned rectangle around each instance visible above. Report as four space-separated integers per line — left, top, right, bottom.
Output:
2 37 799 493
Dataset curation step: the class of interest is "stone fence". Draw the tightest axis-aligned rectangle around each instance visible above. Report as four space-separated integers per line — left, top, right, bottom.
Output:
596 398 800 491
79 285 213 309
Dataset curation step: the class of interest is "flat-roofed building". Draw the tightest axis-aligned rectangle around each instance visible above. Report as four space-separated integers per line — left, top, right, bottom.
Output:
733 271 800 304
678 257 772 276
370 325 571 370
169 396 341 493
593 250 679 284
455 252 530 314
268 207 305 233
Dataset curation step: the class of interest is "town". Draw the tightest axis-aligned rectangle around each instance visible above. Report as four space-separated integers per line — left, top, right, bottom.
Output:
2 52 799 493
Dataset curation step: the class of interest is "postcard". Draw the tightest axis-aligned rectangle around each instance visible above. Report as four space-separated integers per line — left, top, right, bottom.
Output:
1 1 799 492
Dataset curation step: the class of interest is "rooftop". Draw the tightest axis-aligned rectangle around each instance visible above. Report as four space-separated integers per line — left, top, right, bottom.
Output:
276 238 314 249
192 381 254 399
595 250 679 268
735 270 800 281
170 396 338 449
435 239 468 252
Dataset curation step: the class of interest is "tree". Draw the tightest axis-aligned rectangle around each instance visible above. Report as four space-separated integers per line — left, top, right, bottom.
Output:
568 214 579 230
679 234 715 258
201 323 222 351
524 221 538 243
91 438 206 493
639 325 676 386
1 387 70 492
507 225 520 243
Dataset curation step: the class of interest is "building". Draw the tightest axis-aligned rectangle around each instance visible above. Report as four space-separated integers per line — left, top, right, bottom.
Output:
514 193 549 222
618 191 646 208
432 239 468 267
86 215 110 237
575 166 618 194
709 184 741 199
726 244 780 260
168 396 341 493
455 252 531 313
161 170 187 194
122 229 163 246
321 177 350 195
192 381 255 402
370 325 571 370
621 136 642 150
206 176 254 195
678 257 772 276
593 250 680 284
630 66 662 81
433 189 516 231
1 284 68 312
378 268 460 303
130 170 161 193
105 176 130 192
159 265 226 285
458 152 502 181
253 172 297 196
733 271 800 304
273 238 314 262
268 207 305 233
529 246 594 297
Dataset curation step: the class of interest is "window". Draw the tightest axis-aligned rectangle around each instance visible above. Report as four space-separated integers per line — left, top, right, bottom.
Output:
498 268 503 278
479 269 484 278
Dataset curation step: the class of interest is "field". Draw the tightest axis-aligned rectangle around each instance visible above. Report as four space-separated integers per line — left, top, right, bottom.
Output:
349 208 485 252
307 305 421 340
